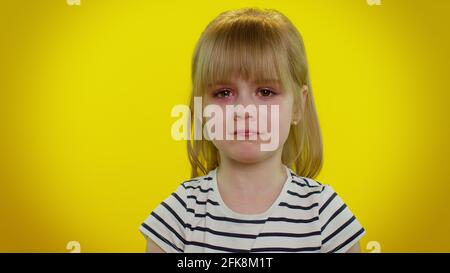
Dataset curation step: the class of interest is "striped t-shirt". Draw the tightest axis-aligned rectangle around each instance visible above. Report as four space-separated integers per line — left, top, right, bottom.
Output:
139 165 365 253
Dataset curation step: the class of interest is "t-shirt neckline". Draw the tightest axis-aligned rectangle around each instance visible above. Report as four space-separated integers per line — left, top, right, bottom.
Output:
208 165 292 220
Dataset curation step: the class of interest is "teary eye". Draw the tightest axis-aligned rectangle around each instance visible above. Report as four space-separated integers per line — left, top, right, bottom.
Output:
214 89 233 98
257 88 276 97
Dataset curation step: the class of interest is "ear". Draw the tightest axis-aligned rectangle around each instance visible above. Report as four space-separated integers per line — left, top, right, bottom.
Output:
292 84 308 124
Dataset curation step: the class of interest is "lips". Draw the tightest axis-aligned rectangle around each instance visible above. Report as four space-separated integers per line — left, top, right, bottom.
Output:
234 129 259 136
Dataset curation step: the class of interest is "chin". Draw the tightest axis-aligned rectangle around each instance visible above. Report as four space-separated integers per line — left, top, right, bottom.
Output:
223 141 272 164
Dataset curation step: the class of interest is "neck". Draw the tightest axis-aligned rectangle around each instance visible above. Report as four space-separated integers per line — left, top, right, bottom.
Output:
217 151 287 193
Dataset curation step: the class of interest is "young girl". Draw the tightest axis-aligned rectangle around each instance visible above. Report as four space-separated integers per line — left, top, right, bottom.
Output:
139 7 365 253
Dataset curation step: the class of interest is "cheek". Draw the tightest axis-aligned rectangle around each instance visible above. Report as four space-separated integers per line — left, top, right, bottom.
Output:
277 106 293 142
271 98 294 142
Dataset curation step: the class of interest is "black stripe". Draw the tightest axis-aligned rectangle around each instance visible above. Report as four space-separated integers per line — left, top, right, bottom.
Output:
160 200 263 229
183 212 319 224
150 212 251 252
279 202 319 210
307 178 322 186
267 216 318 223
160 202 188 226
146 215 250 253
291 179 320 188
147 204 323 252
289 172 321 188
181 176 212 184
287 189 321 198
186 195 219 206
176 182 321 224
258 230 321 238
169 197 267 224
182 179 199 184
251 246 321 253
171 187 321 226
191 229 322 239
154 208 321 240
170 193 197 214
150 211 251 251
289 172 307 187
188 225 257 239
150 212 185 242
321 203 347 232
303 178 311 187
322 216 356 245
319 192 337 215
171 193 187 208
151 210 256 252
328 227 365 253
140 222 183 252
161 209 257 239
291 180 308 187
185 241 249 253
181 184 214 192
143 216 322 253
198 212 268 224
170 194 319 224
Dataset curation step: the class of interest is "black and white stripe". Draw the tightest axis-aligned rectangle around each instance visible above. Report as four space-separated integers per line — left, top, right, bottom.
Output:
139 167 365 253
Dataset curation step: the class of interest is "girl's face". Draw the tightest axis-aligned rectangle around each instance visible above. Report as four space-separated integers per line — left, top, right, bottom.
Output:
204 75 299 164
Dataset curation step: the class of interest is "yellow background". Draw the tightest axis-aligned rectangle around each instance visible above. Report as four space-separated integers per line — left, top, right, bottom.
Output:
1 0 449 252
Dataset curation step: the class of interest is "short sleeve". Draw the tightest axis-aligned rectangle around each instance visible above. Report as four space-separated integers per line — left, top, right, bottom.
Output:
319 185 366 253
139 184 187 253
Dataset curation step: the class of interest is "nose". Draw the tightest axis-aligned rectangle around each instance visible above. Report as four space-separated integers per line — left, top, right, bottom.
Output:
233 93 257 121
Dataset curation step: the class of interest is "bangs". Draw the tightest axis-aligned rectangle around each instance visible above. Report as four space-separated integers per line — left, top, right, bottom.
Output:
195 17 291 92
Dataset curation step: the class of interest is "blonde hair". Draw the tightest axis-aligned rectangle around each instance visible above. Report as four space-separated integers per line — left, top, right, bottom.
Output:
187 7 323 178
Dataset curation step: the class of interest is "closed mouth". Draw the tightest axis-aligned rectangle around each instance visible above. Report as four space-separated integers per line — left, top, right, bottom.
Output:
234 130 259 136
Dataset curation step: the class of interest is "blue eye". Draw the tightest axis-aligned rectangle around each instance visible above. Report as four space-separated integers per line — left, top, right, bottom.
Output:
214 89 233 98
258 88 276 97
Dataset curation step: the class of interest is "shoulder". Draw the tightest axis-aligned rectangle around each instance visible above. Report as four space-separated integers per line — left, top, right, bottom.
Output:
179 172 214 193
139 173 215 231
178 172 215 197
166 171 216 207
289 172 366 253
287 170 325 198
287 171 345 210
288 170 342 195
289 170 324 188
